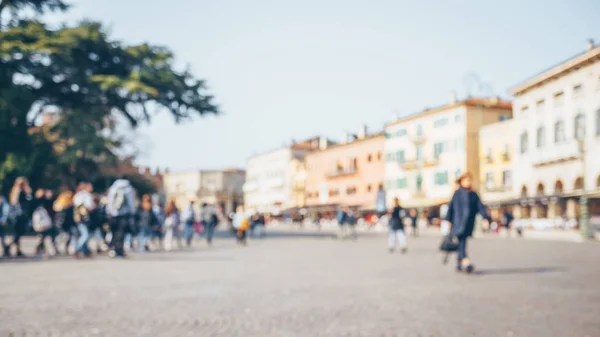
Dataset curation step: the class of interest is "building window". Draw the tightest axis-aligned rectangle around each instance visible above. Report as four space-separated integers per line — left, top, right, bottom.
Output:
573 84 583 98
502 171 512 187
396 129 407 137
328 189 339 197
455 169 462 180
377 152 382 161
433 142 447 159
485 172 494 189
596 109 600 136
554 121 565 143
385 132 392 139
416 144 423 161
520 105 529 118
346 186 357 195
486 147 493 163
536 99 545 112
499 115 510 121
386 152 395 162
520 132 528 154
455 136 464 151
396 150 405 163
574 113 586 141
434 117 449 128
536 126 545 148
503 144 510 161
367 154 372 162
554 91 564 107
396 178 407 189
455 113 462 123
367 184 372 192
416 124 423 136
434 171 449 186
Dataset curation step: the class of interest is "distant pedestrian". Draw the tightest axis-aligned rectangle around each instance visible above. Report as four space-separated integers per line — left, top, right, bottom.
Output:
8 177 33 257
408 208 418 237
33 189 59 256
388 197 407 253
135 194 158 253
233 206 248 245
201 203 218 245
0 195 10 256
337 207 348 239
183 200 196 247
445 172 491 273
106 177 136 258
502 208 514 237
163 200 182 251
151 200 165 250
73 182 95 258
53 191 76 255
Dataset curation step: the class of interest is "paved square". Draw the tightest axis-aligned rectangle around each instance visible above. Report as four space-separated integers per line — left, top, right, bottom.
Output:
1 232 599 336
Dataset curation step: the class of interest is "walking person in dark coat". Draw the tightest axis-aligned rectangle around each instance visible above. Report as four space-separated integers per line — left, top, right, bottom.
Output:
388 197 407 253
445 172 490 273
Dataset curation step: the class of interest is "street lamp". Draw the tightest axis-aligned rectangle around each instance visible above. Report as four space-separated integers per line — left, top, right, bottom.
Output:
576 120 591 239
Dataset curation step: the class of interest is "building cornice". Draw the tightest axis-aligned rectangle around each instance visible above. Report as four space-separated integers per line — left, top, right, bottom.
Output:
509 45 600 96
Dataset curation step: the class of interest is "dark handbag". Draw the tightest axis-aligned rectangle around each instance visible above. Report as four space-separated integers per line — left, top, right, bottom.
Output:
439 234 459 253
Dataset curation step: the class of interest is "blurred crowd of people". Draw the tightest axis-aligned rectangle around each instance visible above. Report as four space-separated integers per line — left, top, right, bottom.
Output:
0 176 266 259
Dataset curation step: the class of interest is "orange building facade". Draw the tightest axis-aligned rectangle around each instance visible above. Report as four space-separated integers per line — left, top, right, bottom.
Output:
304 131 385 210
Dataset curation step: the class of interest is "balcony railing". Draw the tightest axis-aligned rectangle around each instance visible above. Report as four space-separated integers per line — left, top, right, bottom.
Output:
326 167 358 178
409 134 427 144
484 185 512 192
400 158 439 170
531 141 580 167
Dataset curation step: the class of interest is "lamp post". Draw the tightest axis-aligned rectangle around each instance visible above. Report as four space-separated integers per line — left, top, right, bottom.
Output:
577 124 591 239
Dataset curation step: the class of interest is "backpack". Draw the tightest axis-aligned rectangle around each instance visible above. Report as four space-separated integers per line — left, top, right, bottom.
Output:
111 185 128 213
32 206 53 232
73 203 89 224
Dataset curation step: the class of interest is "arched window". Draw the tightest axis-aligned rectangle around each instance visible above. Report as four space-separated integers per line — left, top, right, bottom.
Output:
536 183 545 196
521 185 528 198
554 120 565 143
574 113 586 140
574 177 584 190
554 180 563 194
596 175 600 188
536 126 545 148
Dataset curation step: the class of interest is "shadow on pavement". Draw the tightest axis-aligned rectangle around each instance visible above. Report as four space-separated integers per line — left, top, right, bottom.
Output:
473 266 567 276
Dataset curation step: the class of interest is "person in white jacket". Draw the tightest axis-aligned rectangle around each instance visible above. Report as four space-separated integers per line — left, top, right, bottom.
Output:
106 178 136 257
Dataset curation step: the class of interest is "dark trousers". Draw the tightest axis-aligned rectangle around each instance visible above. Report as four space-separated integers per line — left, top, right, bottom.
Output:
457 236 468 263
111 216 129 256
11 216 28 254
36 227 59 254
205 222 216 243
0 225 8 255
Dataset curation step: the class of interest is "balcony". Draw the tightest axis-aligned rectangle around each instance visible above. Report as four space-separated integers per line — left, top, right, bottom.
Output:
502 152 510 161
484 185 512 193
399 158 439 170
326 167 358 179
409 134 427 144
531 141 581 167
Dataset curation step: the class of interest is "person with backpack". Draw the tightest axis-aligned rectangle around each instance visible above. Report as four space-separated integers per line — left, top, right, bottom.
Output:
53 191 76 254
106 178 136 258
33 189 59 256
89 194 108 254
8 177 33 257
73 182 95 258
0 195 10 257
151 199 165 250
445 172 491 273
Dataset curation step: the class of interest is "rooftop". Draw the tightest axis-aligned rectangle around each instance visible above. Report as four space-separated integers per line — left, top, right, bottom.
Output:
509 41 600 96
386 97 512 127
305 131 385 156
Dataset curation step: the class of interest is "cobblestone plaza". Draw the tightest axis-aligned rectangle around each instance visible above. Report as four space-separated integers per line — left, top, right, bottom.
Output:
1 232 599 336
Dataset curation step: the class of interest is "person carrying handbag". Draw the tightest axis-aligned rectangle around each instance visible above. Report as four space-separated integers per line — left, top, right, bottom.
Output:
445 172 491 273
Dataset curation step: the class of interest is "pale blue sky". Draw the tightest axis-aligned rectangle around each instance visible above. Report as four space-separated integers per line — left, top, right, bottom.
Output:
49 0 599 171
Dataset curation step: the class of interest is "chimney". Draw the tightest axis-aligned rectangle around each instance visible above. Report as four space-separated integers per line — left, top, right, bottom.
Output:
449 92 457 104
319 136 328 150
358 125 367 139
342 131 349 144
144 167 151 176
587 39 595 51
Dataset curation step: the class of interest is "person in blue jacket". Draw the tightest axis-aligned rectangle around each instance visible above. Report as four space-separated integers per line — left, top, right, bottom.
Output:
445 172 490 273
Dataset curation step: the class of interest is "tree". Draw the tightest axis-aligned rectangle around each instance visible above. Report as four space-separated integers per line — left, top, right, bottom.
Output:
0 1 219 191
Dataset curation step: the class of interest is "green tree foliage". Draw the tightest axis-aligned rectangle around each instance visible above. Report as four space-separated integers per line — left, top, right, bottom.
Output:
0 0 219 192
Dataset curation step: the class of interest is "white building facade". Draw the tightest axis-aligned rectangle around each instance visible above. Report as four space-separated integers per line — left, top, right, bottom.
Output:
243 138 326 214
384 98 512 212
510 41 600 222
